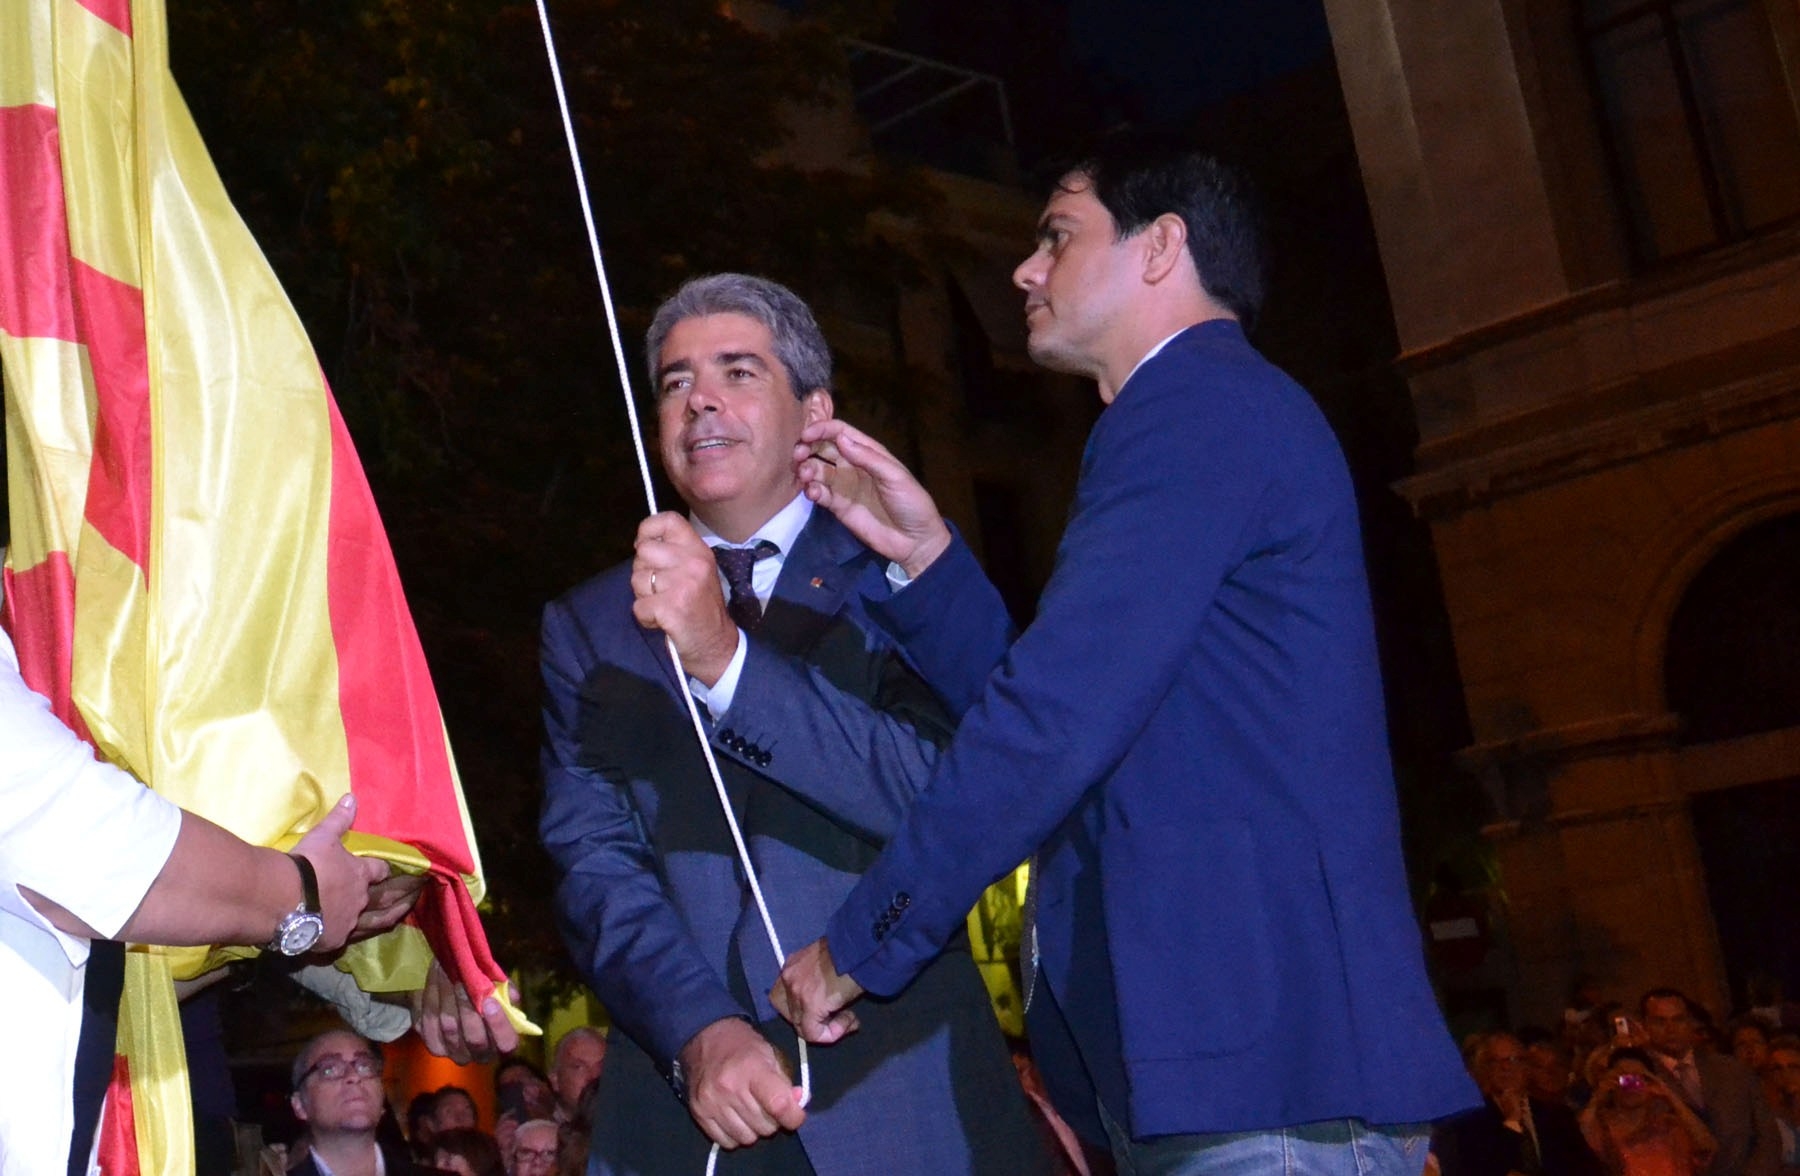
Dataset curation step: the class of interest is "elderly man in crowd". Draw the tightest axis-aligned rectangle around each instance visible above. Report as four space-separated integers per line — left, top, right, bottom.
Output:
549 1026 606 1124
1433 1030 1599 1176
510 1119 561 1176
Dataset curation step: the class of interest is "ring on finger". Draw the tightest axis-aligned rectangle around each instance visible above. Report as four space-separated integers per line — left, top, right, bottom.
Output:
649 570 658 594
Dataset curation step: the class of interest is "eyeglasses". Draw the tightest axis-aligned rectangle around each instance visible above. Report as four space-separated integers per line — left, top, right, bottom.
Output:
516 1147 558 1162
301 1053 383 1084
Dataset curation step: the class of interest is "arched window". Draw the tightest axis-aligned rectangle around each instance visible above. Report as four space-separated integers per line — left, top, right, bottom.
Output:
1664 513 1800 743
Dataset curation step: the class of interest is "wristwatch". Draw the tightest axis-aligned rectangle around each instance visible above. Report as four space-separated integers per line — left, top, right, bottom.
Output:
267 853 326 956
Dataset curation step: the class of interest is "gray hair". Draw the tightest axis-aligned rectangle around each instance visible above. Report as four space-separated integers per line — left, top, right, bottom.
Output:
553 1024 606 1068
644 273 832 399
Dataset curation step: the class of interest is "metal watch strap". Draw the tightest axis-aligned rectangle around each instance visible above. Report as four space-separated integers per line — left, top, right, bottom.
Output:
289 852 321 914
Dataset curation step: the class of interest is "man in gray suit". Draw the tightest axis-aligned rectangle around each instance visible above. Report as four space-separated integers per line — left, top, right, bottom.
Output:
1641 988 1781 1175
540 274 1045 1175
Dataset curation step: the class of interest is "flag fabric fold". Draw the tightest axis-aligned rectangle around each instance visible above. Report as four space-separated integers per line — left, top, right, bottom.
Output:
1 0 533 1168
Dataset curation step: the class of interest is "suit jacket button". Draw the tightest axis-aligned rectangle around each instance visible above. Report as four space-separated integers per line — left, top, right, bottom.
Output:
894 892 911 909
756 751 772 767
872 921 885 939
719 726 736 741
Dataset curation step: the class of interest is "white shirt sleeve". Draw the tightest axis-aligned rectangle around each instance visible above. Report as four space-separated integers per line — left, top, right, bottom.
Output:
686 628 749 717
0 626 183 961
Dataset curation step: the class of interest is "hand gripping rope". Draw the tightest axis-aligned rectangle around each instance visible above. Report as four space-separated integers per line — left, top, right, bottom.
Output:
530 5 810 1171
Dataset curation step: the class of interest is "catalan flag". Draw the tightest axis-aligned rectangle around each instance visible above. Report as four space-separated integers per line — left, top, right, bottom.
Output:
0 0 531 1168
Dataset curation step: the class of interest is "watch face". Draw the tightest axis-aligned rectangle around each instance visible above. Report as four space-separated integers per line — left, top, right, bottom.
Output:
276 912 325 956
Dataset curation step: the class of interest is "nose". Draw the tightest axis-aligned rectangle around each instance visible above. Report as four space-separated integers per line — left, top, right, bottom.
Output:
681 375 723 419
1013 247 1046 292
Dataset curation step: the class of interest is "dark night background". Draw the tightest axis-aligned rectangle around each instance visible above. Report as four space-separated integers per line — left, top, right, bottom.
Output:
149 0 1483 981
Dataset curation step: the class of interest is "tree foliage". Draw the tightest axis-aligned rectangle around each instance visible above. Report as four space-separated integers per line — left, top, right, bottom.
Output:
169 0 937 974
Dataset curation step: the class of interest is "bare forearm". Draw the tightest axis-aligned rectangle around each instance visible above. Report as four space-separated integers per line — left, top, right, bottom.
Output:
118 811 302 945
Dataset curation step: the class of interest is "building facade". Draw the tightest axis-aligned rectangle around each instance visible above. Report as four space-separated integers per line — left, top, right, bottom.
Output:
1325 0 1800 1022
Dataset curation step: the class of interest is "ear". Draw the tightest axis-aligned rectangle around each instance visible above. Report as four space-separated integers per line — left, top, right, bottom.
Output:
1141 213 1190 285
802 388 834 425
291 1091 309 1123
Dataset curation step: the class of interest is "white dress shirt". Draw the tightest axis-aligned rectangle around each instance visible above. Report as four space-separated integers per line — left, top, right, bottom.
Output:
686 494 814 716
0 599 183 1174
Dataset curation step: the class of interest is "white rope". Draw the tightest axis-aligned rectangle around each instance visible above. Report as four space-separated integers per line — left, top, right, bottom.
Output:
529 5 809 1172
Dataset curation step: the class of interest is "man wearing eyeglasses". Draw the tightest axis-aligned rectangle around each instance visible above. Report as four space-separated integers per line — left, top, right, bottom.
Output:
289 1028 408 1176
511 1119 561 1176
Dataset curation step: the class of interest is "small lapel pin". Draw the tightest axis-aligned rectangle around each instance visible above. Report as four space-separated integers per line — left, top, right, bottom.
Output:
810 577 824 589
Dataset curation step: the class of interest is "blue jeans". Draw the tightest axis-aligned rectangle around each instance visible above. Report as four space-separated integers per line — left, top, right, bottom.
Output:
1099 1101 1431 1176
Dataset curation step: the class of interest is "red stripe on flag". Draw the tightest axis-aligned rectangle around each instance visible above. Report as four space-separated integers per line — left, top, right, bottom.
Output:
418 868 512 1022
71 260 152 573
71 0 132 36
322 392 472 872
0 556 92 739
96 1055 142 1176
0 104 79 342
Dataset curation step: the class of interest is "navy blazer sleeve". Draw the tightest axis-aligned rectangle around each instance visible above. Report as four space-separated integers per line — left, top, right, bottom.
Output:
826 330 1302 995
539 596 746 1064
707 628 956 842
862 534 1018 720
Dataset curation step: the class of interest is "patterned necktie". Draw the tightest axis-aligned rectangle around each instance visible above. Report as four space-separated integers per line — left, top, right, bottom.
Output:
714 540 780 632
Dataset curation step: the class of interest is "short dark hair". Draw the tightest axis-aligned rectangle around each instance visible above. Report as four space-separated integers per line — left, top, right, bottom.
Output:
495 1056 547 1090
644 273 832 398
1603 1045 1657 1072
433 1084 477 1114
1054 132 1266 331
432 1127 505 1176
1640 988 1696 1018
406 1091 436 1130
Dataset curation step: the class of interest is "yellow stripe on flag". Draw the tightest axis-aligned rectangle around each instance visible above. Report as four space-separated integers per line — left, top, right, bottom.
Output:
50 0 141 288
0 0 51 108
0 332 95 569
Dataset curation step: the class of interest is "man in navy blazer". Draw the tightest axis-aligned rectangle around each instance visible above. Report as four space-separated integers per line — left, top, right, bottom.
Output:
539 274 1045 1174
773 137 1478 1171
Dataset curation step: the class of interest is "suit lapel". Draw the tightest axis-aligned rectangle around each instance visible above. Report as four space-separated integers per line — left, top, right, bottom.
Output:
760 509 865 656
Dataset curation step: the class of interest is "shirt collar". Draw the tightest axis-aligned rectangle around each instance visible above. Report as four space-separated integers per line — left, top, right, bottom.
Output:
693 493 812 555
308 1145 385 1176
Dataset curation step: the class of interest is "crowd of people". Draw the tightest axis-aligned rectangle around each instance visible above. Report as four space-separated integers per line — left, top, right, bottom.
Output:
1433 985 1800 1175
265 1026 606 1176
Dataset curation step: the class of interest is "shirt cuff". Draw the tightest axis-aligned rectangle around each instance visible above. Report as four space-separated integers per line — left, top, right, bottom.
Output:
688 628 748 716
885 560 914 593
